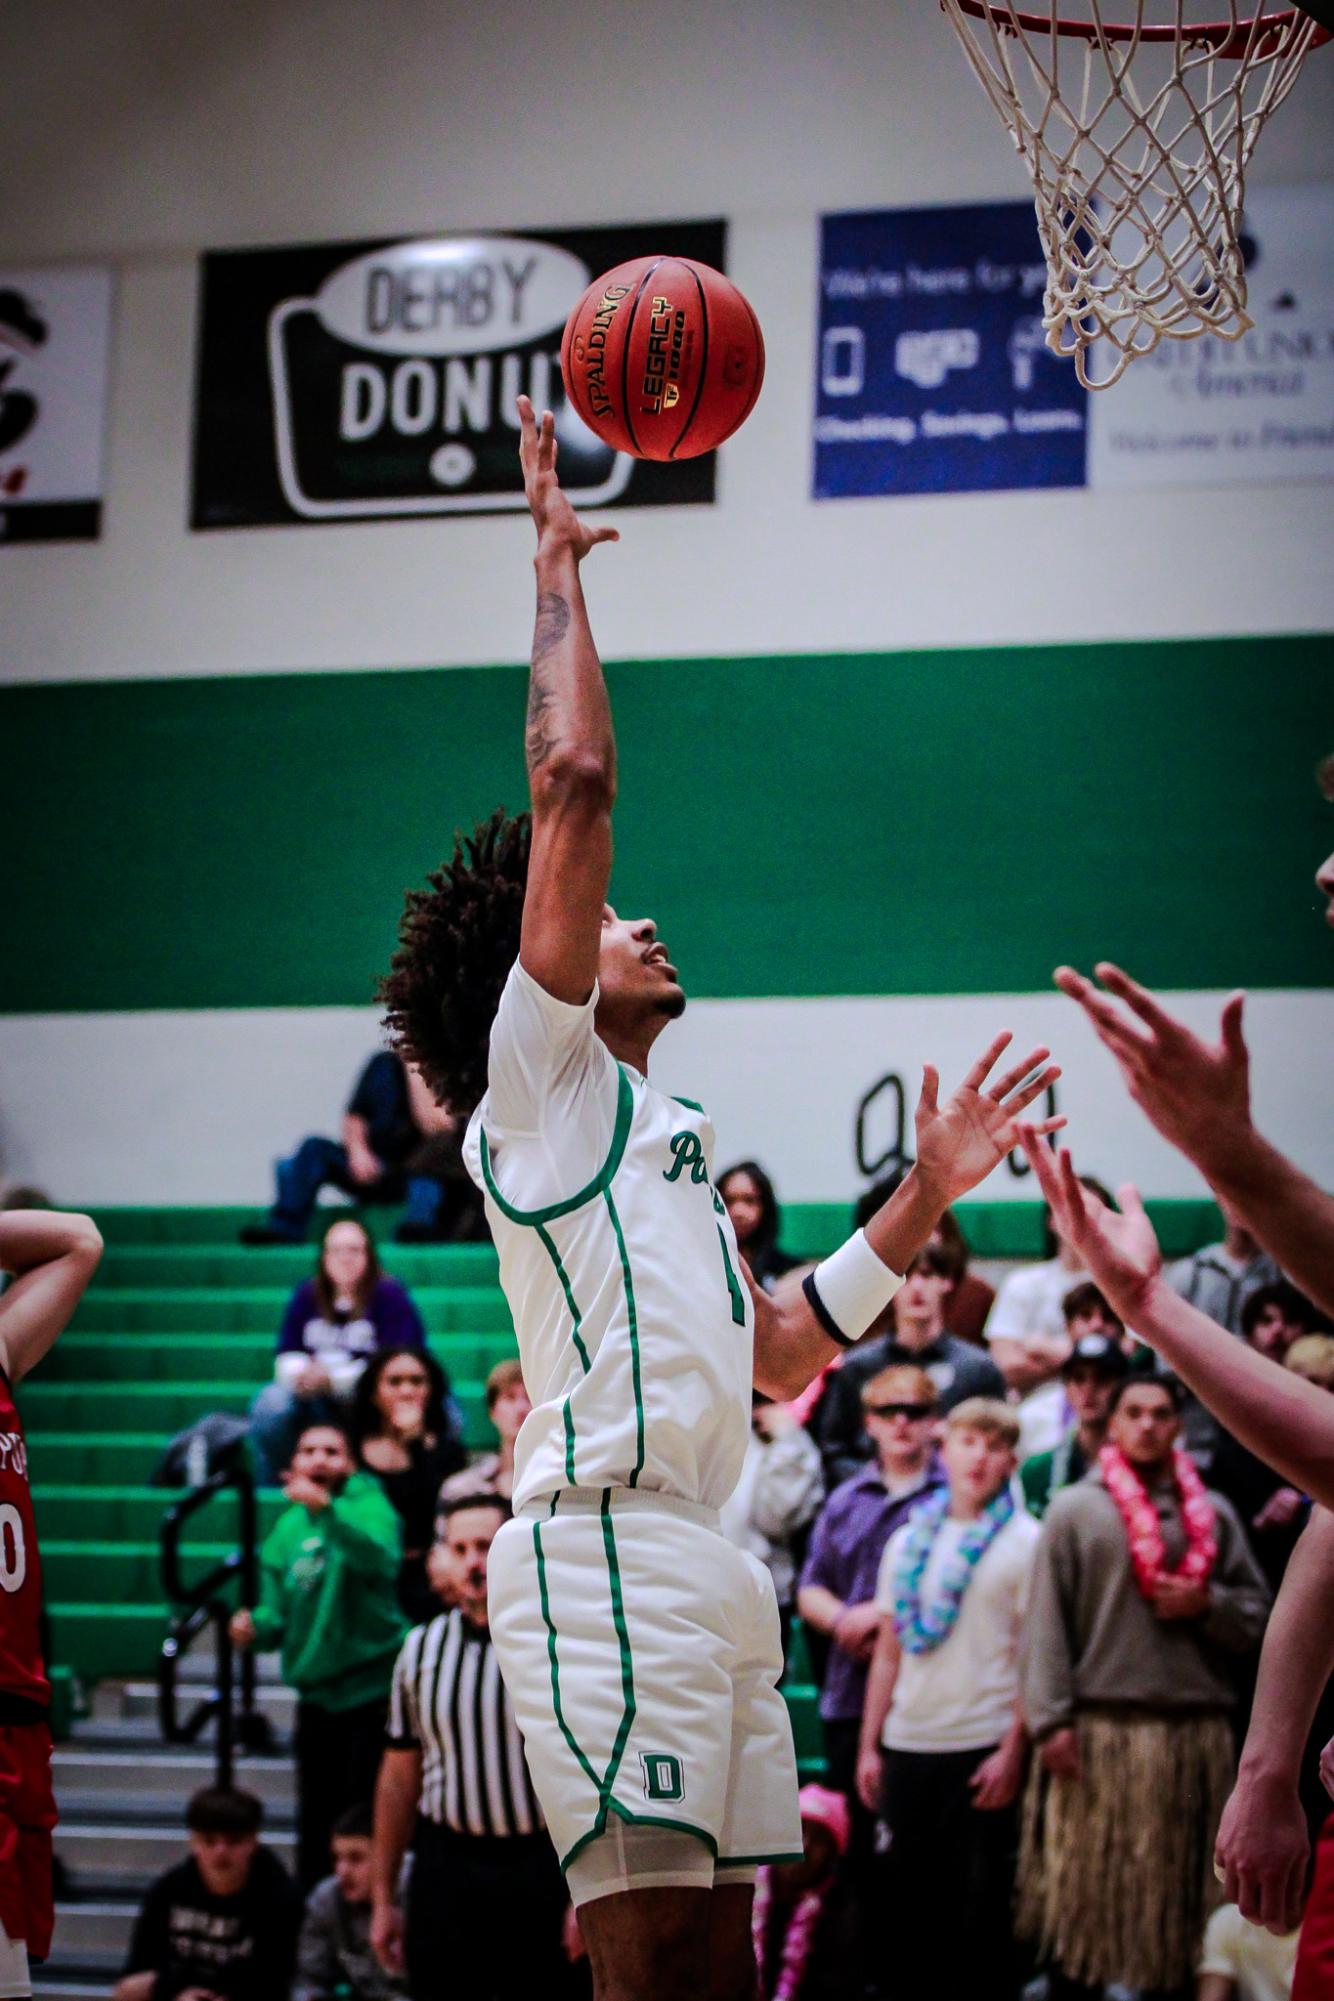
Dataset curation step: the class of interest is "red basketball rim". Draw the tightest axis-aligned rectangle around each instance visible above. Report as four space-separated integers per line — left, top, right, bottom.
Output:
949 0 1331 53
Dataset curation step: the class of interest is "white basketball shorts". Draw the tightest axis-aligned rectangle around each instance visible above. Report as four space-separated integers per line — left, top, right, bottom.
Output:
487 1484 803 1880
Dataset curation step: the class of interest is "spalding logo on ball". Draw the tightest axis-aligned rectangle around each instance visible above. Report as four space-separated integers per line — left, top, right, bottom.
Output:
561 255 764 462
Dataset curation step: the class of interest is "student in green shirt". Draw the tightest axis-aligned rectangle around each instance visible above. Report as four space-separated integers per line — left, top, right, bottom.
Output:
231 1420 407 1889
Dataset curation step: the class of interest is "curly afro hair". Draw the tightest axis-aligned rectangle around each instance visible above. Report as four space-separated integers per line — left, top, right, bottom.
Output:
378 808 531 1113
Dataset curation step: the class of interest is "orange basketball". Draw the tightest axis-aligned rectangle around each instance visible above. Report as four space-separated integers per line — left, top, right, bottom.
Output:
560 255 764 461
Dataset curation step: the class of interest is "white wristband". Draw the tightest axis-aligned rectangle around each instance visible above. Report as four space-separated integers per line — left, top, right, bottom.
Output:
803 1229 904 1347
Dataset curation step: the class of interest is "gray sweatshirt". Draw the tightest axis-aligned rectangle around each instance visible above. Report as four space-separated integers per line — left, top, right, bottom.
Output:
1019 1468 1270 1741
293 1878 406 2001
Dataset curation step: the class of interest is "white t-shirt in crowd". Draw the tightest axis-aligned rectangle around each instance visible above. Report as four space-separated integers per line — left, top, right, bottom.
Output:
1016 1378 1071 1459
1198 1902 1298 2001
987 1259 1089 1348
875 1502 1041 1754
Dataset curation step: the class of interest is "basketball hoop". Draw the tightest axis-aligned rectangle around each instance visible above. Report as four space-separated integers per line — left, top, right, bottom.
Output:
939 0 1329 386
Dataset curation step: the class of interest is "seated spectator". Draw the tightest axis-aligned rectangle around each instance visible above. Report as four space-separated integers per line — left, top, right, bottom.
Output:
718 1161 804 1293
1020 1327 1128 1519
1196 1899 1298 2001
797 1363 945 1986
294 1804 405 2001
934 1206 995 1346
437 1357 530 1507
352 1347 467 1623
240 1051 465 1245
984 1175 1111 1388
719 1394 824 1659
857 1399 1039 2001
229 1420 407 1892
1012 1280 1124 1461
114 1786 299 2001
807 1239 1005 1489
1169 1199 1282 1336
249 1220 426 1486
1210 1289 1327 1591
752 1785 852 2001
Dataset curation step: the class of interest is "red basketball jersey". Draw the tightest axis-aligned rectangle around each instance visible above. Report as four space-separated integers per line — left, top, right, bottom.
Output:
0 1368 49 1707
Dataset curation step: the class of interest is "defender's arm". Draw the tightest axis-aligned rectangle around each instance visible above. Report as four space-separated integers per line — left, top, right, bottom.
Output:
0 1208 103 1385
516 396 620 1005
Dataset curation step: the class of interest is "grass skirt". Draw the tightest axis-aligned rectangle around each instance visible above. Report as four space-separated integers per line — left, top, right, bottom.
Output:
1016 1707 1235 1991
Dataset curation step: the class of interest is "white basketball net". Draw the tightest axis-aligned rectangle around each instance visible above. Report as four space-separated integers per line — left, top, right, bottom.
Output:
938 0 1325 386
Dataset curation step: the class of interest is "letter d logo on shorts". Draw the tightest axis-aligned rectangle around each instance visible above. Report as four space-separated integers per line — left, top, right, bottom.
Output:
641 1753 685 1803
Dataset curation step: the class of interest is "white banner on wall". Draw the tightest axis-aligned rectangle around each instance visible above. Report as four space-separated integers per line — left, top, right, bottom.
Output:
0 264 114 544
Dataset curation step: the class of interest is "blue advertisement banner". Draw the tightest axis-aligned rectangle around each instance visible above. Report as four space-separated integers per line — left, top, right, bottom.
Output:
814 202 1086 499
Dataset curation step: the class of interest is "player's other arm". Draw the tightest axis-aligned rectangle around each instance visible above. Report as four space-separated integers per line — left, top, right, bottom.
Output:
751 1035 1062 1400
0 1207 103 1385
516 395 621 1006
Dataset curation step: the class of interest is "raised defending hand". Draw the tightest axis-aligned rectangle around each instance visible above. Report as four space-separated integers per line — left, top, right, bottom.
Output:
1056 964 1252 1178
913 1032 1064 1206
517 394 620 562
1019 1130 1162 1325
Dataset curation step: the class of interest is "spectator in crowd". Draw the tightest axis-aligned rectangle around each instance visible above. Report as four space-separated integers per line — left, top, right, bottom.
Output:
1196 1898 1299 2001
857 1399 1039 2001
249 1220 426 1486
371 1493 574 2001
1284 1334 1334 1392
1210 1295 1324 1593
1018 1375 1270 1999
437 1357 530 1507
1169 1200 1282 1337
808 1238 1005 1488
984 1176 1110 1389
229 1420 407 1892
240 1051 467 1246
352 1348 467 1623
1021 1326 1130 1520
114 1786 300 2001
719 1394 823 1659
751 1785 852 2001
797 1363 945 1982
717 1160 804 1293
933 1205 995 1345
293 1804 404 2001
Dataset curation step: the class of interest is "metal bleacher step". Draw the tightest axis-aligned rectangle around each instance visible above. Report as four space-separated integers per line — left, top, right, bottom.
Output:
55 1820 297 1890
52 1747 295 1820
69 1285 514 1334
117 1677 298 1729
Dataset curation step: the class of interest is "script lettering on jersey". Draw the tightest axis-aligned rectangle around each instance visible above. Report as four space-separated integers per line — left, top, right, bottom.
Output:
663 1131 709 1185
0 1430 28 1479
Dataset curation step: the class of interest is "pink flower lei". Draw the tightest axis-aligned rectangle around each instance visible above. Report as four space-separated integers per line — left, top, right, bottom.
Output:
1098 1441 1217 1599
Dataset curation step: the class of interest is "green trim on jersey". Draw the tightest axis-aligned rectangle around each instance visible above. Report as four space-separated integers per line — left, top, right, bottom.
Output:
602 1189 645 1489
534 1221 590 1485
532 1489 643 1872
562 1808 720 1873
478 1065 634 1225
672 1096 705 1114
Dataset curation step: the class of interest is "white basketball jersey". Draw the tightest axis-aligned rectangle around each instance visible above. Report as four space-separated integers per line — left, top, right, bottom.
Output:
463 960 754 1514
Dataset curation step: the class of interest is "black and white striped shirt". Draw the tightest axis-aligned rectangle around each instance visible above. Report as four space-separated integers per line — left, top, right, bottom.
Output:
386 1611 542 1838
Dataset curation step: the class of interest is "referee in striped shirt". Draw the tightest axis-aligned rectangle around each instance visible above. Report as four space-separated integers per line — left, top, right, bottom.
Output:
369 1491 578 1999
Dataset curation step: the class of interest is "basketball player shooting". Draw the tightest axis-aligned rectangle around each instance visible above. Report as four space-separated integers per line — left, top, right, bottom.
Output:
377 396 1064 2001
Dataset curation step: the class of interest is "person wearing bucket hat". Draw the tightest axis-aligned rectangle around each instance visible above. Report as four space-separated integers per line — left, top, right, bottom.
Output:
751 1786 851 2001
1021 1325 1129 1522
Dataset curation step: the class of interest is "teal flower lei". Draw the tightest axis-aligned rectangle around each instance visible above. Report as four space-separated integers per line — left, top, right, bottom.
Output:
891 1484 1016 1654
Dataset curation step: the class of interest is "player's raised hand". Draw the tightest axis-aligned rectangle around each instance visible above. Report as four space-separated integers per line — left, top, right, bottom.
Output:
913 1032 1064 1205
1018 1128 1163 1323
1056 963 1252 1179
517 395 620 562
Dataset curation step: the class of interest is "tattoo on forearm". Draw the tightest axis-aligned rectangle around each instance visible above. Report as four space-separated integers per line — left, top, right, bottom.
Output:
526 592 569 771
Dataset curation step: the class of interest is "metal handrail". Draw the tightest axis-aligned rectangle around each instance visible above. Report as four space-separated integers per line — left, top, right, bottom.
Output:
158 1462 271 1786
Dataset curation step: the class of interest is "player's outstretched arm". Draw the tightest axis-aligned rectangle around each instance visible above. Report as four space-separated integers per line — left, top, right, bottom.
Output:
515 394 621 1006
751 1034 1062 1400
1215 1505 1334 1935
1057 964 1334 1318
0 1207 103 1385
1019 1130 1334 1508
